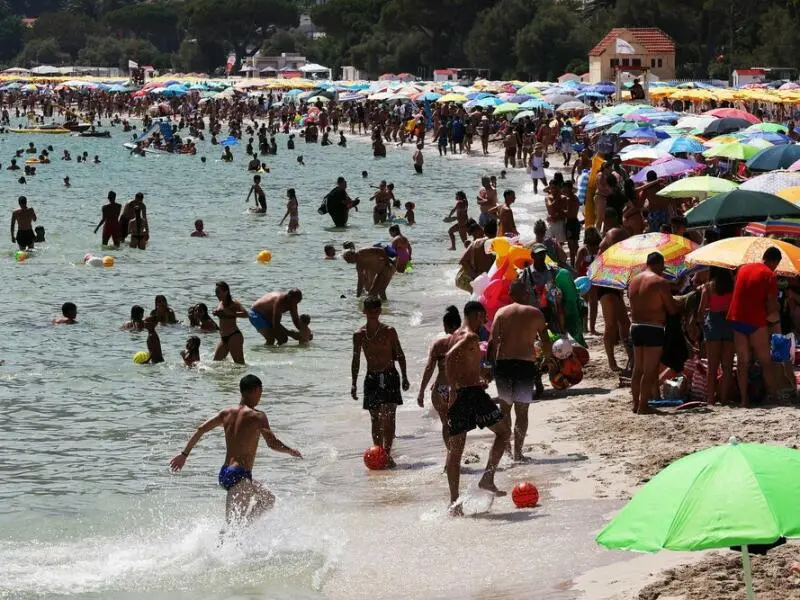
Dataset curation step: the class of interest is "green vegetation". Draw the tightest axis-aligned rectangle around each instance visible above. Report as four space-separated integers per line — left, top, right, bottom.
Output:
1 0 798 78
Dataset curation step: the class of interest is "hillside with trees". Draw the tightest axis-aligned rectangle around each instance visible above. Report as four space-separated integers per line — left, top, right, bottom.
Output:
1 0 798 79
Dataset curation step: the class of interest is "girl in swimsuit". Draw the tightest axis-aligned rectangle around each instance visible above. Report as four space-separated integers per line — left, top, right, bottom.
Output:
151 295 177 325
212 281 247 364
279 188 299 233
246 175 266 213
416 306 462 450
128 204 148 249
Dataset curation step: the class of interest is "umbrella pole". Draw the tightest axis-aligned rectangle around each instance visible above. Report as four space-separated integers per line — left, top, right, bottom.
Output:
741 545 756 600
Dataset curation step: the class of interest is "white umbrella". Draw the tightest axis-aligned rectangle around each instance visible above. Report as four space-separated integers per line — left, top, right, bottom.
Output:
739 170 800 194
30 65 60 75
557 100 589 113
676 115 717 131
2 67 30 74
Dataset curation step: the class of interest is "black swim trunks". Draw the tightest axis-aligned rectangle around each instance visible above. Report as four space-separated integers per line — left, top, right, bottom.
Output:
493 359 540 405
448 386 502 437
631 323 666 347
16 228 34 250
414 164 423 174
565 218 581 242
363 368 403 411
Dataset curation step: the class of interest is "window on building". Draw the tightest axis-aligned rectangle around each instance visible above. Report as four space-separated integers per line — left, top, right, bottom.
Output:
610 58 619 68
632 58 641 67
658 58 663 68
651 58 656 67
622 58 630 66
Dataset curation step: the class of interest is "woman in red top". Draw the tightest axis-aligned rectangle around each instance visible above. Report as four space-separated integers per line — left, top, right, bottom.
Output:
699 267 735 404
727 248 782 407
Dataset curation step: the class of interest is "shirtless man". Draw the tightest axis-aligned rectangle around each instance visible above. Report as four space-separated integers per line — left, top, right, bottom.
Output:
445 301 510 515
370 180 391 224
412 144 424 174
213 281 247 364
53 302 77 325
93 191 121 248
343 247 395 300
351 296 410 467
638 171 669 233
456 220 497 292
628 252 678 414
503 131 517 169
10 195 36 250
248 289 303 345
492 189 518 237
597 208 632 372
489 281 552 460
388 224 412 273
476 176 498 229
447 191 470 250
119 192 147 242
169 374 302 524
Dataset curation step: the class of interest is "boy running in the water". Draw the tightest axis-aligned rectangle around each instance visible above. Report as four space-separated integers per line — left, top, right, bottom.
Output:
169 374 302 524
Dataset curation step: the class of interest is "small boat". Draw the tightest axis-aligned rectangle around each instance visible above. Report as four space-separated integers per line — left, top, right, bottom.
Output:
122 142 166 155
9 125 71 134
78 131 111 138
63 121 92 133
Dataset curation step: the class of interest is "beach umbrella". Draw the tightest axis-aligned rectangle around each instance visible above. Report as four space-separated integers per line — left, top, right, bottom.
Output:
499 93 533 103
620 127 669 141
744 123 788 134
658 175 738 199
512 110 536 123
476 96 502 108
743 219 800 238
704 107 761 123
778 187 800 202
684 189 800 227
607 121 638 135
703 118 752 137
619 146 668 165
556 100 589 113
676 114 717 130
686 238 800 276
306 95 330 103
791 159 800 172
588 233 698 289
541 93 575 106
703 142 761 161
603 102 650 116
745 144 800 172
437 93 468 104
417 91 441 102
739 170 800 194
596 440 800 600
583 115 621 131
519 98 553 110
585 83 616 94
631 157 703 182
492 102 521 116
577 91 606 100
740 132 790 146
654 136 706 155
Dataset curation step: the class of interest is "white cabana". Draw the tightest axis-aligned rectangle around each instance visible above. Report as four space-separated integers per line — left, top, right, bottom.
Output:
30 65 60 75
299 63 331 79
2 67 31 74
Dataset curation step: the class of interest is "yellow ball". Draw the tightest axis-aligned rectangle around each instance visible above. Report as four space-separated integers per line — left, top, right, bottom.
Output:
257 250 272 263
102 256 115 267
133 351 150 364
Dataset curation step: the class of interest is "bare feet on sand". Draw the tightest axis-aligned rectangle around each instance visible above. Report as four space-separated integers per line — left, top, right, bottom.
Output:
478 477 507 497
448 502 464 517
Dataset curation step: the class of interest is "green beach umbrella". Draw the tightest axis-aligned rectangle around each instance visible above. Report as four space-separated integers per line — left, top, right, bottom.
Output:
703 142 762 161
606 121 637 134
658 175 738 199
684 189 800 227
597 440 800 599
492 102 521 116
744 123 788 134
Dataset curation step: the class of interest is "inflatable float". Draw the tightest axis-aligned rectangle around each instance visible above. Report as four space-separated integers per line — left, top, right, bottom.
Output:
9 126 70 134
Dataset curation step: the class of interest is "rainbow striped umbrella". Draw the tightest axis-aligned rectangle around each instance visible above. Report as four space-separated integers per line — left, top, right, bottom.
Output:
588 233 699 289
743 218 800 238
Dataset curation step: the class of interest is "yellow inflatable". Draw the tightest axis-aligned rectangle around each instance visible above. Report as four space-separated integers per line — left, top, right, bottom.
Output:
257 250 272 263
24 158 41 164
102 256 115 267
486 237 534 280
133 351 150 364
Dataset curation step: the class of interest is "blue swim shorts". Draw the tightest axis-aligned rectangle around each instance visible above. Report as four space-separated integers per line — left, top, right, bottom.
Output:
218 464 252 490
248 308 272 331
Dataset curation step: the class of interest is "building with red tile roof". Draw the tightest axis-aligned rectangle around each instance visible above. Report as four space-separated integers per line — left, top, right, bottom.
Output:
588 28 676 83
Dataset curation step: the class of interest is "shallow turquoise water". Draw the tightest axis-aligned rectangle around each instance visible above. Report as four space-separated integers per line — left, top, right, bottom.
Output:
0 125 556 599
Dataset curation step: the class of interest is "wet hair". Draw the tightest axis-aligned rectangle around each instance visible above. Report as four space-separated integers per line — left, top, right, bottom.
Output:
463 300 486 317
196 303 210 317
363 295 382 312
254 175 261 183
135 192 144 201
443 305 461 331
646 251 664 266
709 267 734 296
338 176 347 184
287 188 296 200
646 170 657 182
108 191 116 201
584 227 602 247
456 190 467 201
18 195 26 205
240 374 262 394
534 219 547 233
154 294 168 306
131 305 144 320
187 335 201 350
483 220 498 238
503 189 514 201
343 241 356 250
62 302 76 316
300 314 311 325
763 246 782 263
194 219 203 229
389 224 400 236
324 244 335 257
288 288 302 302
216 281 232 303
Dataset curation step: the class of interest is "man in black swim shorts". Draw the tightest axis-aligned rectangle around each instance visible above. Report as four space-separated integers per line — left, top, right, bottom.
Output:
444 301 510 515
351 296 410 468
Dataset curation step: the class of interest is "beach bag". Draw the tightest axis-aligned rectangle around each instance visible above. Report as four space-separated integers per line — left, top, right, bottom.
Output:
689 358 709 403
770 333 792 363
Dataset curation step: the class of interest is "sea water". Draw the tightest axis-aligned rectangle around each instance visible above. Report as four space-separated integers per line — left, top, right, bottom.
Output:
0 129 623 599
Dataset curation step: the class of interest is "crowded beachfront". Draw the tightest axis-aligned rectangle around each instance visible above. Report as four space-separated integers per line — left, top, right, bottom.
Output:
5 70 800 599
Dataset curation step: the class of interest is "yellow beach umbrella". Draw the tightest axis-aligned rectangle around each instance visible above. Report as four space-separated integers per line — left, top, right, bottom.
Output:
437 93 468 103
778 187 800 203
686 237 800 277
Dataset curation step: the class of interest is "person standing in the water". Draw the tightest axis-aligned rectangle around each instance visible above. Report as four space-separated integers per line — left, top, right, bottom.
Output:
246 175 267 213
169 374 302 524
93 191 121 248
319 177 358 227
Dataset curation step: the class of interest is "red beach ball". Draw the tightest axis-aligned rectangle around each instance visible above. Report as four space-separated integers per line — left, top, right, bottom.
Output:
363 445 389 470
512 481 539 508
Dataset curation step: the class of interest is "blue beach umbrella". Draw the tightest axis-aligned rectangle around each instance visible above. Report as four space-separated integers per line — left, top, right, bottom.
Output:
520 98 554 110
419 91 441 102
741 132 791 146
621 127 670 141
746 144 800 172
586 83 616 94
476 96 502 108
654 136 706 155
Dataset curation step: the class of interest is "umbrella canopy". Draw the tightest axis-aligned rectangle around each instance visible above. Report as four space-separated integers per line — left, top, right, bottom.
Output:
541 93 575 106
777 186 800 202
745 144 800 172
739 170 800 194
631 157 703 182
654 136 706 155
744 219 800 238
704 108 761 123
685 189 800 227
607 121 638 134
585 83 616 94
676 114 717 131
417 91 441 102
619 146 668 165
437 93 467 104
744 123 788 134
306 95 330 103
687 237 800 276
703 142 761 161
556 100 589 113
596 440 800 600
588 233 698 289
791 159 800 172
740 132 791 146
519 98 554 110
703 118 752 137
475 96 502 108
512 110 535 123
658 175 738 198
620 127 669 141
493 102 521 116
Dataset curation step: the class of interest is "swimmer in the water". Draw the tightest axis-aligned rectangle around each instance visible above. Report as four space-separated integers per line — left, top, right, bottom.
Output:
288 314 313 344
404 202 416 226
324 244 336 259
122 305 145 330
181 335 201 366
63 176 70 187
246 175 266 213
169 374 302 524
144 316 164 363
279 188 299 233
297 155 304 166
53 302 77 325
191 219 208 237
361 170 368 178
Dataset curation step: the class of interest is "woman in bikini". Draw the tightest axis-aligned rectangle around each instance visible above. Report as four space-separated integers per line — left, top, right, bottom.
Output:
279 188 299 233
212 281 247 364
128 204 148 250
151 295 178 325
416 305 462 450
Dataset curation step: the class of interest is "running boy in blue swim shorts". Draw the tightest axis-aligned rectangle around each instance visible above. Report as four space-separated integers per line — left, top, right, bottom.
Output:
169 374 302 524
